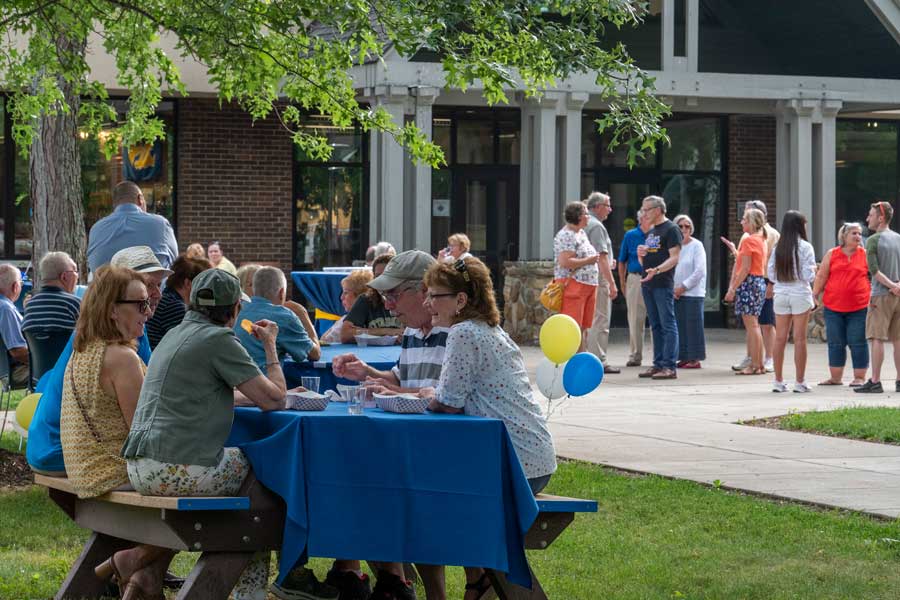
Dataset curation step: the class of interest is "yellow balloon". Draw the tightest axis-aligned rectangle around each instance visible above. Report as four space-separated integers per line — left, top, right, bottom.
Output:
15 393 41 431
539 314 581 365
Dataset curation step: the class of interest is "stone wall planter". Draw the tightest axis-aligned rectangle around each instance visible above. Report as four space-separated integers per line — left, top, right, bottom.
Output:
502 260 555 344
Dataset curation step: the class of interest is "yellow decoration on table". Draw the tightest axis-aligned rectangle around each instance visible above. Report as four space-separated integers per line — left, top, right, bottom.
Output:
314 308 341 322
15 393 41 431
539 314 581 365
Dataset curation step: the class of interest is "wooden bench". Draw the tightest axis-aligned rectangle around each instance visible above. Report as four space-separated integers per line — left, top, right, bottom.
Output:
36 474 597 600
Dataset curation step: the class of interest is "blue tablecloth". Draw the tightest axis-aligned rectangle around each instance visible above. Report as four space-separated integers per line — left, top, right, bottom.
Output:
291 272 346 317
227 405 538 588
283 344 401 391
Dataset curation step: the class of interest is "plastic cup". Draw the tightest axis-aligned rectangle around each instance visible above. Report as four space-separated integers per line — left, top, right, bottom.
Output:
301 377 320 394
348 387 365 415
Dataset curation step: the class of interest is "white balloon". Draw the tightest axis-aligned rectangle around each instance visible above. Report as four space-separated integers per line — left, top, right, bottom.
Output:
536 358 567 400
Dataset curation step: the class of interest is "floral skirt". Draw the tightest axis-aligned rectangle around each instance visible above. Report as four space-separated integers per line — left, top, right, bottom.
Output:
126 448 269 600
734 275 766 317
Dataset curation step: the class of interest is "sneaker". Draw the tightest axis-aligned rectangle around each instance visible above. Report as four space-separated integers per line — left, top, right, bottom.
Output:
764 358 774 373
854 379 883 394
371 570 415 600
272 567 340 600
639 367 661 378
772 381 788 393
651 368 677 380
793 381 812 393
324 569 372 600
602 365 621 374
731 356 751 371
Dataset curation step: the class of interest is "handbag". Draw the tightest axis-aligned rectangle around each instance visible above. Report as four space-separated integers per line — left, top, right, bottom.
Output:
540 278 568 312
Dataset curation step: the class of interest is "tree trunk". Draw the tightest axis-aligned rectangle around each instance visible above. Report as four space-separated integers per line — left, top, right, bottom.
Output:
29 33 88 288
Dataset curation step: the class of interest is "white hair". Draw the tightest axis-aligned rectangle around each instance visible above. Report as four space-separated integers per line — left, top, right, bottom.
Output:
673 214 694 235
373 241 396 259
642 195 667 214
40 251 74 281
0 264 21 292
252 267 287 303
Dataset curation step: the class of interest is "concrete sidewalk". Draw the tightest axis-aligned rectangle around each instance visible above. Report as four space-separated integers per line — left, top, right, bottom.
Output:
523 330 900 518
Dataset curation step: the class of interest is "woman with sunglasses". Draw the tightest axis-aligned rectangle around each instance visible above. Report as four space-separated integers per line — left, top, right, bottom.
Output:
672 215 707 368
59 266 169 598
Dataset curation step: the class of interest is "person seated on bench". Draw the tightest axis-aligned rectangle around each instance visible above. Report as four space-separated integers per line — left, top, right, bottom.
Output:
58 266 174 597
26 246 170 477
420 257 558 600
121 269 336 600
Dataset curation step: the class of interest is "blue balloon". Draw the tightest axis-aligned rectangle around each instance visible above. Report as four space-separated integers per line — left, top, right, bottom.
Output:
562 352 604 396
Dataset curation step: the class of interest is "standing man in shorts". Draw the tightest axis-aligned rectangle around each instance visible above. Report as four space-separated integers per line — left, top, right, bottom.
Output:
855 201 900 394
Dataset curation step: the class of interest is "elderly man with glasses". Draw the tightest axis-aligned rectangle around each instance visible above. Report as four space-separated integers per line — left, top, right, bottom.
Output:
23 251 82 337
584 191 621 374
330 249 450 600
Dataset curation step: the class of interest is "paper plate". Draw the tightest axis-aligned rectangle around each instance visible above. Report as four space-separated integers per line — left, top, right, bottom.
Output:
285 391 329 411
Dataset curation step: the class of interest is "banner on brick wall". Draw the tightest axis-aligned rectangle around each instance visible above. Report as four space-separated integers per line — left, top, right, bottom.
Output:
122 140 162 182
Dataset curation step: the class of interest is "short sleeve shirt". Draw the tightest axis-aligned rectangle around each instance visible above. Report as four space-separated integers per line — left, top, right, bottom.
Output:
641 220 682 288
738 235 766 277
346 295 402 330
553 227 599 285
121 311 262 467
436 320 557 479
0 295 26 352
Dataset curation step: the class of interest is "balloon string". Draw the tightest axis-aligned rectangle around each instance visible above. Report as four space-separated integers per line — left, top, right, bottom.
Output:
544 367 569 420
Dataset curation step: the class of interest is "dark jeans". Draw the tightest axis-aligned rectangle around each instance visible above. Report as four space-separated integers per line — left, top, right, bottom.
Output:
642 285 679 370
824 307 869 369
675 296 706 361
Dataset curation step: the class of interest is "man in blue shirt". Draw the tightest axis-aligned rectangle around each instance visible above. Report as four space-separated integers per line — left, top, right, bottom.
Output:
618 210 649 367
26 247 170 475
234 266 320 370
0 264 29 386
87 180 179 274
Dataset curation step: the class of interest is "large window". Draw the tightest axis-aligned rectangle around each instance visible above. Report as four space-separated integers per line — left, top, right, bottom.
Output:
0 96 177 260
836 120 899 232
293 115 367 269
581 115 727 319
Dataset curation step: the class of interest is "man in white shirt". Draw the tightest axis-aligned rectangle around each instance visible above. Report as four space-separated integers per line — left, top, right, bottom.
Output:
584 192 621 374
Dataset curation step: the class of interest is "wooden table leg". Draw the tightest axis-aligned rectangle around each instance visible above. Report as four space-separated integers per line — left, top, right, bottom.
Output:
485 566 547 600
176 551 255 600
55 532 132 600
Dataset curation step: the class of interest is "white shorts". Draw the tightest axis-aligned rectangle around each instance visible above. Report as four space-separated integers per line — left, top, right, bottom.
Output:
773 294 814 315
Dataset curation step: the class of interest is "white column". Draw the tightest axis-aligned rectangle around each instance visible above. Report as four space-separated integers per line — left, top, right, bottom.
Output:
813 100 842 253
366 85 408 249
775 106 790 226
562 93 588 208
661 0 675 71
408 87 439 251
686 0 699 72
518 93 561 260
788 99 816 220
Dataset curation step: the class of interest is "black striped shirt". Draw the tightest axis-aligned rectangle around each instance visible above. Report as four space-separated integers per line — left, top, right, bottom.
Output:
22 286 80 334
146 287 186 349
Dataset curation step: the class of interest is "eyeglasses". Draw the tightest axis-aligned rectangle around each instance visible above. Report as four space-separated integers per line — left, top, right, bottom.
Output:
425 292 457 302
678 224 691 230
117 298 152 313
380 284 416 304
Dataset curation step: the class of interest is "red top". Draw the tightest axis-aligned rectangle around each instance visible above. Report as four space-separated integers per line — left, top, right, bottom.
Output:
823 246 870 312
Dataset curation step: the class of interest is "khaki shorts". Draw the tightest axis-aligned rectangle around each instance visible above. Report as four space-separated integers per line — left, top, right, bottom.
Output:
865 294 900 341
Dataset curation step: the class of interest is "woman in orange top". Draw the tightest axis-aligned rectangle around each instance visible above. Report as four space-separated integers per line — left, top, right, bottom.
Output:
812 222 870 386
725 208 768 375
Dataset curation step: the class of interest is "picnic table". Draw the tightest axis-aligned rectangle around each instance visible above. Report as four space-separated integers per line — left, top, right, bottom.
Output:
283 343 401 391
38 404 598 599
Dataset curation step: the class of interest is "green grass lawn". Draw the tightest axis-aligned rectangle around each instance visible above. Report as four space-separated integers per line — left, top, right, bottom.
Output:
1 388 30 413
3 455 900 599
778 406 900 444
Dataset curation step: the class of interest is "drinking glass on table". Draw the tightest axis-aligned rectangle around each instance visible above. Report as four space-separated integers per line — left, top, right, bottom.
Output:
301 376 320 394
348 387 365 415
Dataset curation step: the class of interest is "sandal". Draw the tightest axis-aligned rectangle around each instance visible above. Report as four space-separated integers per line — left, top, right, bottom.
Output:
735 366 764 375
95 553 128 590
464 571 492 600
817 379 843 386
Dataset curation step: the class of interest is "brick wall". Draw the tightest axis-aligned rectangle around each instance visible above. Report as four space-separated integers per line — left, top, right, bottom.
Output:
727 115 777 243
177 99 294 272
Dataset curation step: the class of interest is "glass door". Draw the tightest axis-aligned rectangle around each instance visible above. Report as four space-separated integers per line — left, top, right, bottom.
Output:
450 168 519 296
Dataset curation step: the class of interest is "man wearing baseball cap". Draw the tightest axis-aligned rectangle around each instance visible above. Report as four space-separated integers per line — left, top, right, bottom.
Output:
329 250 448 600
